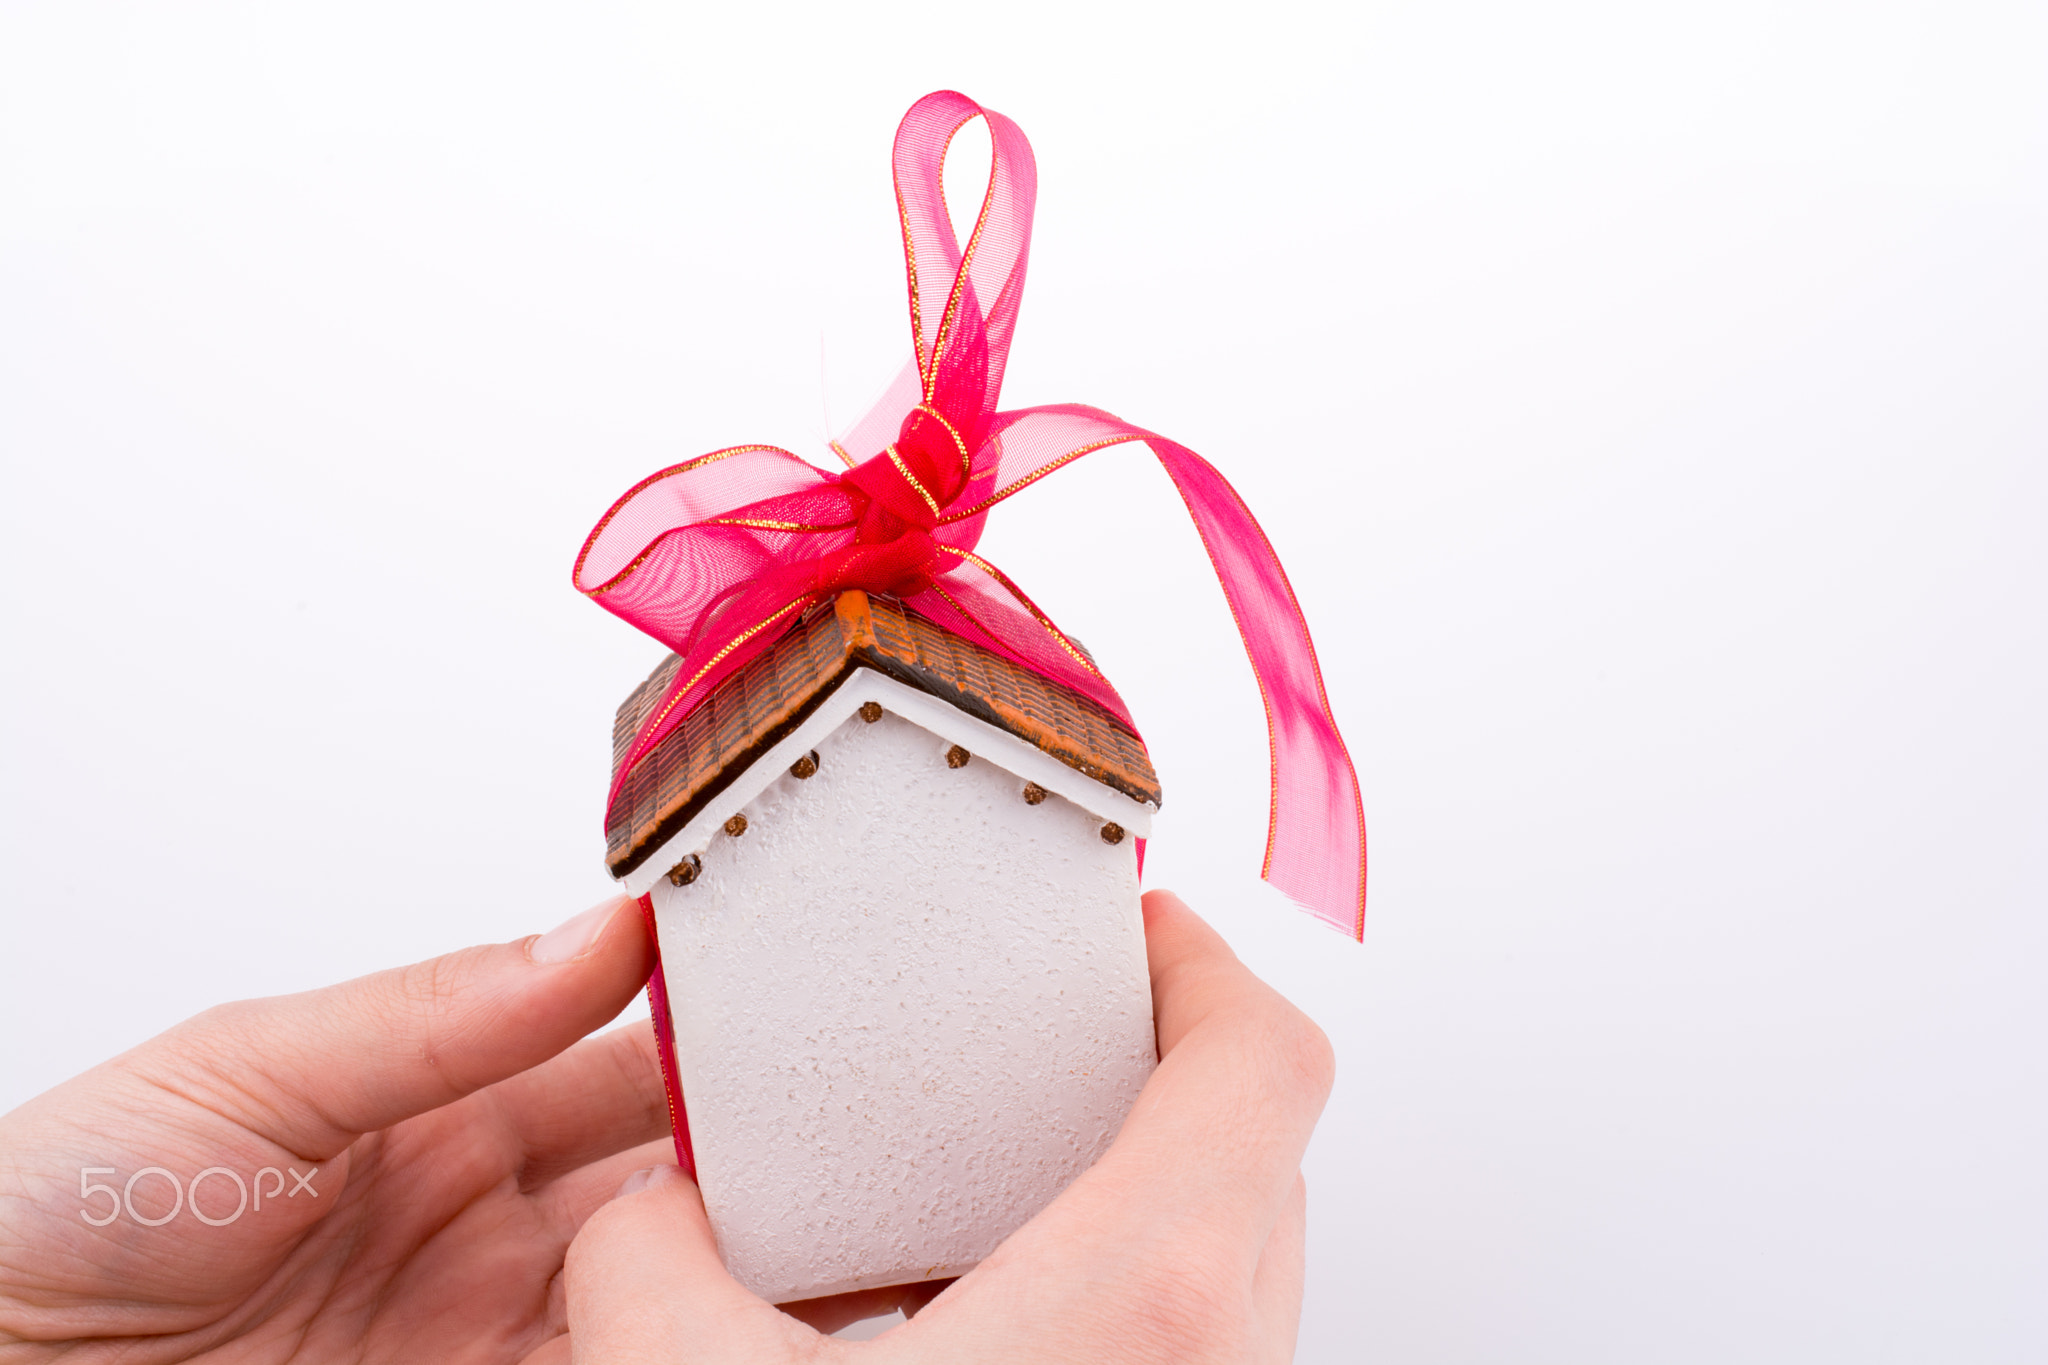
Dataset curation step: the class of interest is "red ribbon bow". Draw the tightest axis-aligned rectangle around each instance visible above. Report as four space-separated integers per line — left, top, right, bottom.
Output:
575 91 1366 937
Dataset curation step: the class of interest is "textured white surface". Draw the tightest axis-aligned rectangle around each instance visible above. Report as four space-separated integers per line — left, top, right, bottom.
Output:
650 704 1156 1304
620 669 1154 898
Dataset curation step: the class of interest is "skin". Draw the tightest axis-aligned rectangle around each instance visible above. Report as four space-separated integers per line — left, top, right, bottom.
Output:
0 891 1332 1363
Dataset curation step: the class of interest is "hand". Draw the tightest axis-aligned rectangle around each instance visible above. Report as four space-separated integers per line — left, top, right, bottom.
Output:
0 895 668 1363
564 890 1334 1364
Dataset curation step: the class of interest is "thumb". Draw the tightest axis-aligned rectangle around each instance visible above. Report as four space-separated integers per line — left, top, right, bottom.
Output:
566 1164 813 1365
121 894 652 1157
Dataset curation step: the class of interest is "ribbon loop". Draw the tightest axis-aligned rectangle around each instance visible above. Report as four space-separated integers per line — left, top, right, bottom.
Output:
576 92 1367 938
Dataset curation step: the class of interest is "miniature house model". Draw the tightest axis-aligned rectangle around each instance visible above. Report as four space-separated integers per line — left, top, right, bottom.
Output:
607 589 1161 1304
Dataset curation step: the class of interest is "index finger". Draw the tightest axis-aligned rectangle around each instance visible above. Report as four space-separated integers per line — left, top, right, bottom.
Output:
121 894 654 1158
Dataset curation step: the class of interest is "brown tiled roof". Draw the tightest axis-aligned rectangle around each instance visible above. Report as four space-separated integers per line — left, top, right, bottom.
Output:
606 591 1159 878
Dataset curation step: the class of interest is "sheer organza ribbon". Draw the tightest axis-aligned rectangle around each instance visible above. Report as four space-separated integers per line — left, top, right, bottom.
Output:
575 91 1366 936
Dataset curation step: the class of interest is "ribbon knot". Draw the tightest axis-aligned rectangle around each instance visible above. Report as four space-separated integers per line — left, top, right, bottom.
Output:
836 404 974 535
573 91 1367 938
812 526 938 600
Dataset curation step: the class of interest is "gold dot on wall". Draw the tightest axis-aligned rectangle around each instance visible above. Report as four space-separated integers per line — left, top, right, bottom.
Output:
946 745 971 769
724 814 749 837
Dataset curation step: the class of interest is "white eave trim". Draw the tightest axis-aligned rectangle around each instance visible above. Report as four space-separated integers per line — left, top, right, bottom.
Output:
615 670 1158 898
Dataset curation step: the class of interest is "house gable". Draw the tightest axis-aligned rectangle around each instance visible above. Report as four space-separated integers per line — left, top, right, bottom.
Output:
615 668 1156 899
607 590 1160 883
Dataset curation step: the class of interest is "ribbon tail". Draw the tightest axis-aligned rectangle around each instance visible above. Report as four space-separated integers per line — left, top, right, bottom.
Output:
952 404 1367 937
1151 436 1367 937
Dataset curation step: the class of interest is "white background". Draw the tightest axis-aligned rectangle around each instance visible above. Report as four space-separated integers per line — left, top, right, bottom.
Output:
3 2 2044 1360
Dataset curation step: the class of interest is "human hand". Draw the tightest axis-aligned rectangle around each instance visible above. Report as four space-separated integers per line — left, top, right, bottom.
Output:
563 890 1334 1364
0 895 668 1363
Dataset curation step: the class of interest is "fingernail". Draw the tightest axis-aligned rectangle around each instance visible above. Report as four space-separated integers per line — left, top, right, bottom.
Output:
614 1164 681 1200
531 897 623 964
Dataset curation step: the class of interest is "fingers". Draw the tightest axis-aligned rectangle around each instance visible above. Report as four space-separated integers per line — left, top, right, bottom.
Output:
518 1337 573 1365
556 1158 931 1353
566 1165 812 1365
495 1020 670 1188
897 1277 954 1319
1094 890 1334 1250
1249 1173 1308 1365
129 895 653 1158
1142 888 1297 1060
773 1276 954 1336
776 1283 923 1337
532 1135 677 1244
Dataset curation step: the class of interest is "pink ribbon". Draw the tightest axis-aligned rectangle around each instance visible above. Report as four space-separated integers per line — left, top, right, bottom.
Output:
575 91 1366 937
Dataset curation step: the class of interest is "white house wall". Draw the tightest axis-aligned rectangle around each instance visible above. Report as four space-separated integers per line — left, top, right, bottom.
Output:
648 705 1157 1304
